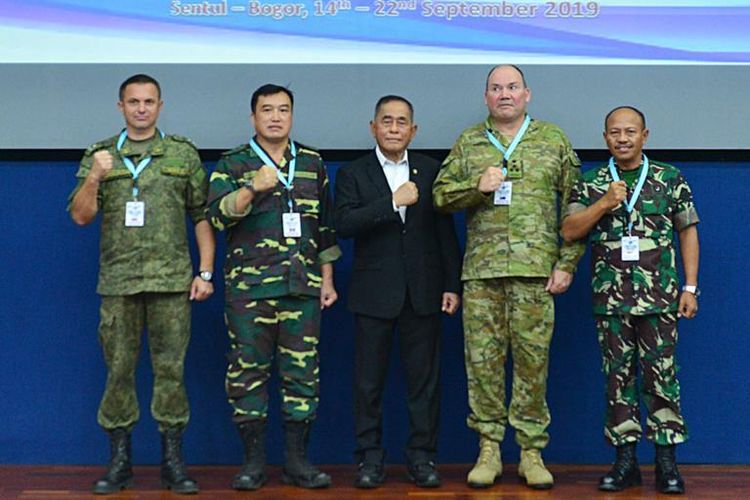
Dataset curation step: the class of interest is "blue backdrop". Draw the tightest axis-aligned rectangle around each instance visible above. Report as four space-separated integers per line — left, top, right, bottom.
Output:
0 158 747 466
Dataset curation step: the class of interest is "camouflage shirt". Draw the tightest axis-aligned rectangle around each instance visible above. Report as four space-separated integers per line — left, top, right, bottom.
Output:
433 116 584 280
69 131 208 296
568 160 700 315
207 140 341 302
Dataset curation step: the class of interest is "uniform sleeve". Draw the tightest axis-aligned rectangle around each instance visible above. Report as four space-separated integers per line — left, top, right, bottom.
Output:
566 175 591 217
555 135 586 273
672 171 700 231
184 148 208 224
206 157 247 231
66 152 99 210
432 137 488 212
437 210 463 294
317 160 342 265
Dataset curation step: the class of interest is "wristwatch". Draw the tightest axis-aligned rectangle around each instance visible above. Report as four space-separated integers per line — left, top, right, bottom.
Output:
243 179 257 195
682 285 700 297
199 270 213 282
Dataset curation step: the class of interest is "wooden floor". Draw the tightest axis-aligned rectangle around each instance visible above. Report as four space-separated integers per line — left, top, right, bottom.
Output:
1 464 748 499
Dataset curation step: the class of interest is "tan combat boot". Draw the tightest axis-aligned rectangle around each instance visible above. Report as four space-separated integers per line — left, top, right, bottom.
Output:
466 437 502 488
518 449 554 489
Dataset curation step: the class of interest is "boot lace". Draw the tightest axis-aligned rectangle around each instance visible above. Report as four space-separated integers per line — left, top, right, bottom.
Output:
478 440 497 465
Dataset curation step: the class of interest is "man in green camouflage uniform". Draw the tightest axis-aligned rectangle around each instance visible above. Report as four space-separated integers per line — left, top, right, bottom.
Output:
562 106 699 494
433 65 584 490
69 74 215 495
207 84 340 491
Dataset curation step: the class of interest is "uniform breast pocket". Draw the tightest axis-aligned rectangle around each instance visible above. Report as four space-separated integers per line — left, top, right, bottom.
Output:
99 170 133 212
160 165 191 190
292 176 319 217
639 195 671 238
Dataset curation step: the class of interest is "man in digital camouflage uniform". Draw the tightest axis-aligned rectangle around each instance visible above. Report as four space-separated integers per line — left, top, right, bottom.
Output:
207 84 340 491
433 65 584 490
562 106 699 495
69 74 215 495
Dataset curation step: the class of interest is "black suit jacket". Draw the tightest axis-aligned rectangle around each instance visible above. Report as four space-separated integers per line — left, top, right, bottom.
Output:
334 150 462 319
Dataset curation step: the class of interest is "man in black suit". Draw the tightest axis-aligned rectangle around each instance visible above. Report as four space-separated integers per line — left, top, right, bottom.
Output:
334 95 462 489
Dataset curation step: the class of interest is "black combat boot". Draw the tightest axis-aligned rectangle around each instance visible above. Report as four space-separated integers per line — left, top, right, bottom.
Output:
655 444 685 494
599 442 642 491
92 428 134 494
281 420 331 489
160 427 199 494
232 420 267 490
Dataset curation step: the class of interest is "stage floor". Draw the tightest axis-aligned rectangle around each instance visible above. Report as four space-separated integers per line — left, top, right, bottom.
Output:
1 464 747 499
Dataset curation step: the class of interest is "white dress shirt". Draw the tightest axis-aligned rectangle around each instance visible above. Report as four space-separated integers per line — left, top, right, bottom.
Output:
375 145 409 223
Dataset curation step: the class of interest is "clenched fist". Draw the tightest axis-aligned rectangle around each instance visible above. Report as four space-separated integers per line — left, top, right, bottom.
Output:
393 181 419 207
252 164 279 192
90 150 114 182
478 166 505 193
601 180 628 211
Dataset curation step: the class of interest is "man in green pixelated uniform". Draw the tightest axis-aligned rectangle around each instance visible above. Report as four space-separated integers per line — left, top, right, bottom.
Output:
69 74 215 495
207 84 341 491
562 106 699 495
432 65 584 490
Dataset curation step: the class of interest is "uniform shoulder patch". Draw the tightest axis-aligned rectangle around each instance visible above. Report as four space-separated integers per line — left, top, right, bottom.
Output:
83 136 116 157
649 159 677 172
582 164 605 182
222 143 250 157
168 134 199 151
295 142 320 157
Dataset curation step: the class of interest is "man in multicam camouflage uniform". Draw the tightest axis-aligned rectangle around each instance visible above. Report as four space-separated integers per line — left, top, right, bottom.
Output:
562 106 699 495
433 65 584 490
69 74 215 495
207 84 340 491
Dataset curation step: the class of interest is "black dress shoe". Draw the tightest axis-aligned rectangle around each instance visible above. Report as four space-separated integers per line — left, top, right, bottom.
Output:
355 462 385 489
408 461 441 488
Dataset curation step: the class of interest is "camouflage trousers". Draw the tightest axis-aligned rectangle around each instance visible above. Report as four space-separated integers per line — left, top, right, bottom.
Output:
595 312 687 446
97 293 191 432
463 278 553 449
225 296 321 423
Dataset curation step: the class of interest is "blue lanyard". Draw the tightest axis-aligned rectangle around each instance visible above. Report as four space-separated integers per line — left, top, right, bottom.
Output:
485 114 531 175
608 154 649 235
249 138 297 212
116 129 164 199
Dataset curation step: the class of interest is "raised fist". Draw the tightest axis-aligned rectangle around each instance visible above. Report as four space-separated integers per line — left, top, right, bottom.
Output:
90 150 114 182
393 181 419 207
478 166 505 193
252 164 279 192
603 180 628 211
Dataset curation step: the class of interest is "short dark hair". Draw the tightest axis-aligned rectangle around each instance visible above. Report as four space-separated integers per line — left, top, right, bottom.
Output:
486 64 527 90
373 95 414 121
119 74 161 101
251 84 294 113
604 106 647 130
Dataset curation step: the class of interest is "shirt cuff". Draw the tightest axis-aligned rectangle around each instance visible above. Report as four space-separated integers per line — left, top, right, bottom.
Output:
319 245 342 265
674 207 700 232
219 189 252 219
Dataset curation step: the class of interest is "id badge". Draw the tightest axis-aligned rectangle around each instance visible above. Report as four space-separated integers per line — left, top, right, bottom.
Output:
621 236 640 261
125 201 145 227
494 181 512 206
282 212 302 238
